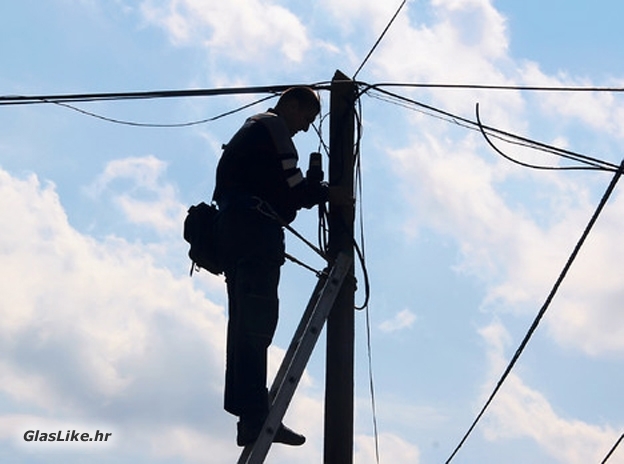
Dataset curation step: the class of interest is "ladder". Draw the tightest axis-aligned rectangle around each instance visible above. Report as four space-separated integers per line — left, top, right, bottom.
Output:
237 252 352 464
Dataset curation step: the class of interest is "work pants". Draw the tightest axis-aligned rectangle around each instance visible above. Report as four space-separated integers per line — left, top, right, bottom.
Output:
216 206 285 420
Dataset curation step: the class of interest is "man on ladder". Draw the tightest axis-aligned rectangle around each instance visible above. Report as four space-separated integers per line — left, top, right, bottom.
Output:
213 87 328 447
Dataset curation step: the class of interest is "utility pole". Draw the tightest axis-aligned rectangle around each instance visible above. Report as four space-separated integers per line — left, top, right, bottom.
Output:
324 70 357 464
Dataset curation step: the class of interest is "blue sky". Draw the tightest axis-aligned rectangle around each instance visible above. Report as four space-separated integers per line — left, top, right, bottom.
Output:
1 1 624 463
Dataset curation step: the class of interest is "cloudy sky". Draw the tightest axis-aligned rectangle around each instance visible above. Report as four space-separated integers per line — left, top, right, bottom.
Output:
2 1 624 463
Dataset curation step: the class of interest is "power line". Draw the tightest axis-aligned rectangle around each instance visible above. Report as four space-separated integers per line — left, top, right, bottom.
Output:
444 159 624 464
370 81 624 93
0 83 331 128
42 94 277 128
4 77 623 461
353 96 379 463
37 79 618 173
352 0 409 80
3 80 624 108
5 80 622 177
601 432 624 464
0 83 331 106
475 103 606 172
362 85 621 172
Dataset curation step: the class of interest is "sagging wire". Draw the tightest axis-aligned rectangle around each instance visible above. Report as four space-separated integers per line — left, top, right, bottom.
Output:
369 86 617 171
475 103 605 171
0 82 335 130
361 85 621 173
38 94 278 128
444 159 624 464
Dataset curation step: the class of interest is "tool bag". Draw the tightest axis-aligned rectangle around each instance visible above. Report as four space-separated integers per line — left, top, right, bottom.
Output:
183 202 222 275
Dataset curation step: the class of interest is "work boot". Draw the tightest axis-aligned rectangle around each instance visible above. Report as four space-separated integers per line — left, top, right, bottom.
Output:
274 424 306 446
236 420 306 447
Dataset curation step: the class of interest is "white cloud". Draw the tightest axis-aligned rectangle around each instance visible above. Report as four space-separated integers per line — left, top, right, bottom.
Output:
319 0 405 26
520 61 624 139
0 167 231 460
140 0 310 63
390 123 624 357
355 432 421 464
379 309 417 333
479 321 621 464
369 0 511 84
371 2 624 360
0 166 337 463
88 155 186 234
544 191 624 355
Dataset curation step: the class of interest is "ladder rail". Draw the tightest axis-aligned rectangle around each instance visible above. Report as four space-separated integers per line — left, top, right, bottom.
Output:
237 252 352 464
269 273 327 401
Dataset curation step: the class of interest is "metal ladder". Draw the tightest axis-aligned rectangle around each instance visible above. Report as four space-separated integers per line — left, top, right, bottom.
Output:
237 252 352 464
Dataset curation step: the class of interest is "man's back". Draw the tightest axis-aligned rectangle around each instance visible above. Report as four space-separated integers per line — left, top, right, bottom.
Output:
214 111 304 223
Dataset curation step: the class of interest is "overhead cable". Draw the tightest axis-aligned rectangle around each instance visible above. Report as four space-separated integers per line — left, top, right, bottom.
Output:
475 103 606 171
371 81 624 93
352 0 409 79
5 81 624 171
601 432 624 464
0 83 331 106
353 96 379 463
362 85 621 172
42 94 277 128
444 159 624 464
4 80 624 107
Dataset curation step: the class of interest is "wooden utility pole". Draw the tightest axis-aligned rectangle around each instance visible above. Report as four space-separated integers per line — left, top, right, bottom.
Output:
324 70 357 464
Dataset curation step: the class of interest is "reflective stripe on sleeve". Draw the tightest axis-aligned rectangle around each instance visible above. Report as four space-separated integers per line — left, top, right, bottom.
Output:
281 158 297 170
286 171 304 188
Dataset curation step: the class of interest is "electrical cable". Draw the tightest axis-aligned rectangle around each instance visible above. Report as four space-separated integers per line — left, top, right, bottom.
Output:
369 81 624 93
0 82 332 106
475 103 605 171
5 81 623 174
40 95 277 128
353 93 372 311
366 85 619 171
6 77 622 462
353 89 380 463
444 159 624 464
364 293 381 464
601 432 624 464
352 0 409 80
362 85 621 172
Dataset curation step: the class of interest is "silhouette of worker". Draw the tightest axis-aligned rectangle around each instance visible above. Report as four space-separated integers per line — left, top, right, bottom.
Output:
213 87 328 447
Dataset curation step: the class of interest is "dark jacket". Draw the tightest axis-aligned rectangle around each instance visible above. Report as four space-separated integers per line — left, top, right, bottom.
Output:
213 110 325 224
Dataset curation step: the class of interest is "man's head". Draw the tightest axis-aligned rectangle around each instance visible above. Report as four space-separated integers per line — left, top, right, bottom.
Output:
274 87 321 136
